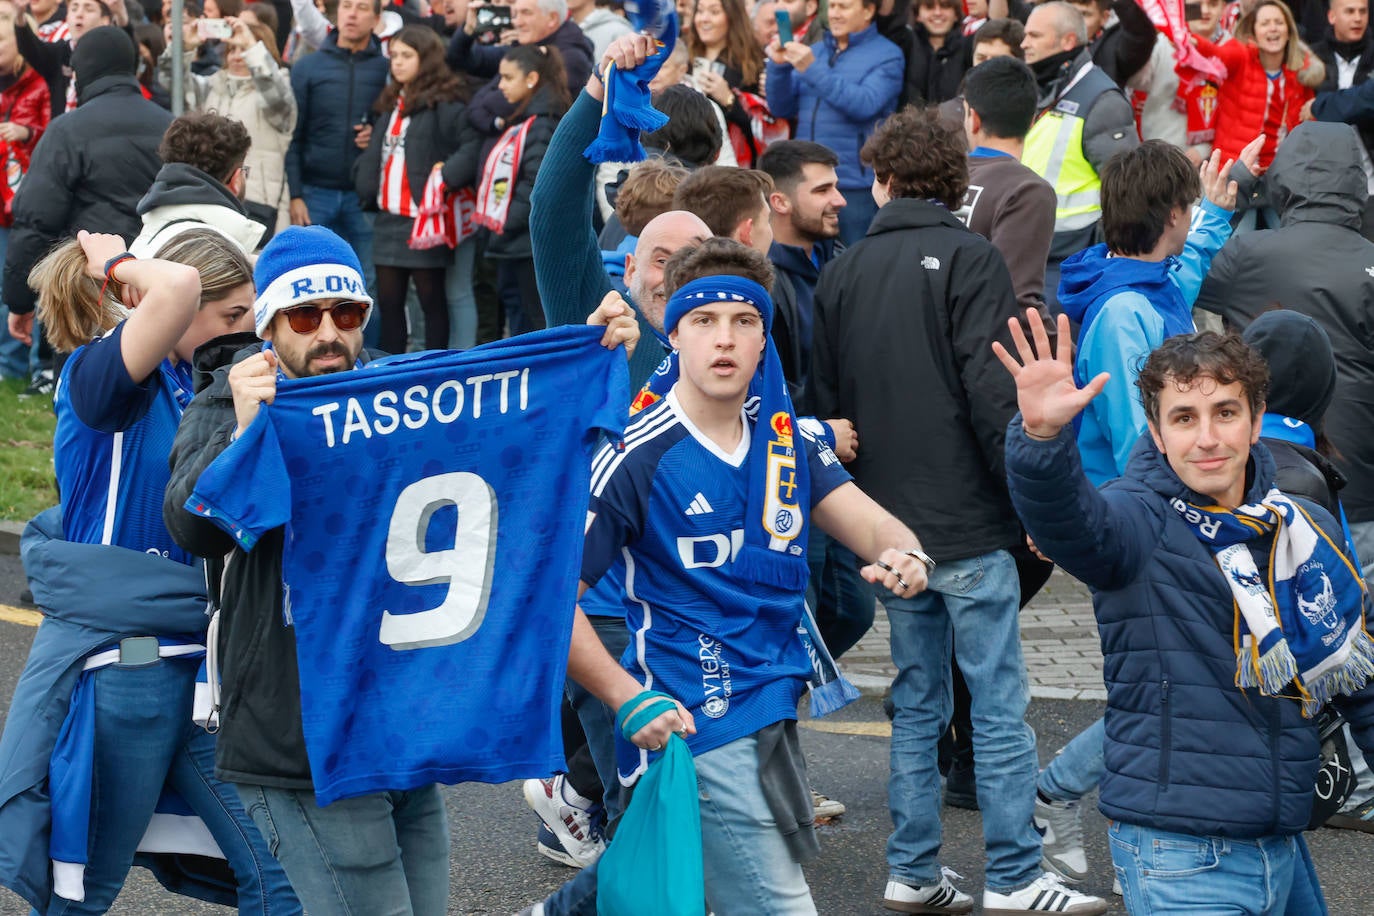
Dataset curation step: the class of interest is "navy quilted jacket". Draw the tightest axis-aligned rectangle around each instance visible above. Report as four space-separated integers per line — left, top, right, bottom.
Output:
1006 417 1374 837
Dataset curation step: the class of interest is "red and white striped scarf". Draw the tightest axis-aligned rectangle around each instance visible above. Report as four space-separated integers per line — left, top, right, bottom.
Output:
475 117 534 234
378 98 414 217
40 19 70 42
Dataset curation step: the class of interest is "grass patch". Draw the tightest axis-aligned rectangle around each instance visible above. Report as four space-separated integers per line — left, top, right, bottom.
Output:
0 377 57 523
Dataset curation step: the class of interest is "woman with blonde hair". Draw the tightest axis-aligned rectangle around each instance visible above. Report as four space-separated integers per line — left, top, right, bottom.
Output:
162 14 296 233
1194 0 1324 170
0 228 300 914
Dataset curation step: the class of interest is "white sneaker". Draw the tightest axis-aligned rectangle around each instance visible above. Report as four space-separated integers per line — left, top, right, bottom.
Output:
811 788 846 819
522 776 605 868
984 872 1109 915
1034 794 1087 883
881 873 974 914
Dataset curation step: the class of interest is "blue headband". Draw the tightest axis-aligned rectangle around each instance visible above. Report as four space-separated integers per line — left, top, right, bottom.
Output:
664 275 774 338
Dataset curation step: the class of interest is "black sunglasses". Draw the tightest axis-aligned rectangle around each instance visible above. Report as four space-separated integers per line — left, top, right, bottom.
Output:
281 301 369 333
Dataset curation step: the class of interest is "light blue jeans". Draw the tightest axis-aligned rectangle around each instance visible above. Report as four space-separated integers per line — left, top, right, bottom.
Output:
42 658 299 916
1039 717 1105 802
537 730 817 916
884 549 1042 892
299 184 378 349
1109 821 1327 915
0 225 32 380
445 235 477 350
564 615 630 823
236 783 450 916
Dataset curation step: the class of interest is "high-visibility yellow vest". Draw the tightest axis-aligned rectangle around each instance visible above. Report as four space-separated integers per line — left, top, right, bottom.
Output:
1023 63 1124 233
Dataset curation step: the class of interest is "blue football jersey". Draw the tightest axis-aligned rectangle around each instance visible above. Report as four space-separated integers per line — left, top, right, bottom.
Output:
54 322 197 566
581 390 851 781
188 327 629 804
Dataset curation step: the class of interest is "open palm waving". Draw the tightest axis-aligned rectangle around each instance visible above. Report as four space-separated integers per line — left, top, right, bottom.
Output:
992 309 1110 440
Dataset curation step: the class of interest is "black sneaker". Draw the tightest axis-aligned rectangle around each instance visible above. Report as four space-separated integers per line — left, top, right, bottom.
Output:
18 369 53 399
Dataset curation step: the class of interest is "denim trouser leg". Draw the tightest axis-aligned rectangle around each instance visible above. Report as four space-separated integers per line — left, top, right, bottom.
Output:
885 549 1041 892
0 224 28 380
565 616 630 823
46 659 299 916
446 235 478 349
1109 821 1327 915
1038 717 1105 802
806 530 876 660
696 734 816 916
301 184 379 349
237 783 450 916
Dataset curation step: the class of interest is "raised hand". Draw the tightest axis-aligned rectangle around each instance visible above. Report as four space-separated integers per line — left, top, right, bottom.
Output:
1200 147 1239 210
990 309 1108 440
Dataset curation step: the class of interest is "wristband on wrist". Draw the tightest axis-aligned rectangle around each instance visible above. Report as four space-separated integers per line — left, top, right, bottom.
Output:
100 252 135 302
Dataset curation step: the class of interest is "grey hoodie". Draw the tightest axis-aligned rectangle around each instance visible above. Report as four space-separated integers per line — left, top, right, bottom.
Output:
1196 122 1374 521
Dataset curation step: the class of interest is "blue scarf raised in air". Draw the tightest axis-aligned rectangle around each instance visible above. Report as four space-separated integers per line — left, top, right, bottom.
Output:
584 11 678 163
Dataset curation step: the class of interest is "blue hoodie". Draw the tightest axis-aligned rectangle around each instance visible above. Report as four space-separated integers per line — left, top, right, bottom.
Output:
1058 199 1232 484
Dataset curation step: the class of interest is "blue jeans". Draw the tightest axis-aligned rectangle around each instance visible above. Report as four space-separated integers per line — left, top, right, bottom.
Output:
1039 717 1105 802
566 615 631 823
806 529 875 660
884 549 1041 892
0 225 32 380
446 235 477 349
44 658 299 916
298 184 378 348
1109 821 1327 915
837 190 878 247
236 783 450 916
539 732 817 916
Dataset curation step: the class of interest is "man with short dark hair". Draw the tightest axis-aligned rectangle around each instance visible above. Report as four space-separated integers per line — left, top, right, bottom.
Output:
972 16 1026 64
957 56 1056 313
1001 321 1374 914
130 111 267 257
1306 0 1374 198
813 105 1107 915
1020 1 1138 307
671 165 775 255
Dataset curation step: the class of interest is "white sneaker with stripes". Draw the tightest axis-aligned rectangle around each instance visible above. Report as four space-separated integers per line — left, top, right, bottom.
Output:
983 872 1109 915
881 873 973 914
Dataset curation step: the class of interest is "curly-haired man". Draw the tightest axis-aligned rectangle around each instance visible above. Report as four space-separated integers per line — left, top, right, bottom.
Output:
811 105 1108 914
130 111 268 257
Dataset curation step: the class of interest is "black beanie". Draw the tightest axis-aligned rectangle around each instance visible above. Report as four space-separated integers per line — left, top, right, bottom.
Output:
71 26 137 99
1242 310 1338 429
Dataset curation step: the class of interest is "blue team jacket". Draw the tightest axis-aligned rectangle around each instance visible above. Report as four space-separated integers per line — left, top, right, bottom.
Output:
1005 419 1374 838
0 508 219 909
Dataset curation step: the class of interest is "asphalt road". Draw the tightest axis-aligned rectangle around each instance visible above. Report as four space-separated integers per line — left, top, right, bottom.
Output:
1 552 1372 914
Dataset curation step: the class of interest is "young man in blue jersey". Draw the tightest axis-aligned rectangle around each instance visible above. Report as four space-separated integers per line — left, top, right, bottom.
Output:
164 226 641 916
533 238 938 916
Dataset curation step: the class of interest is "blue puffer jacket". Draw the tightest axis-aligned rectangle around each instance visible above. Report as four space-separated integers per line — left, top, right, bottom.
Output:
1006 419 1374 838
765 25 904 192
284 33 389 196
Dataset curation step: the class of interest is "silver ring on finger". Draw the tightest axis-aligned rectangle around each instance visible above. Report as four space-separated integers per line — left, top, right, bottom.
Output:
896 574 910 592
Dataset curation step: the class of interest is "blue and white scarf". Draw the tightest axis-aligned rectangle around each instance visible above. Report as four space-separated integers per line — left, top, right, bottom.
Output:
1175 490 1374 715
584 11 677 163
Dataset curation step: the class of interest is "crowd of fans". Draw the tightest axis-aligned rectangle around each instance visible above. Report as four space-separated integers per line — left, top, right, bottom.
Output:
7 0 1374 911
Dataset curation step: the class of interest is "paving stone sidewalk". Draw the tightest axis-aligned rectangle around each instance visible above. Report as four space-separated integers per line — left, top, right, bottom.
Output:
842 568 1108 701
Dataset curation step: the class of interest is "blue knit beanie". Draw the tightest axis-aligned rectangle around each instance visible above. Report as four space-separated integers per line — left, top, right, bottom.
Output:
252 226 374 337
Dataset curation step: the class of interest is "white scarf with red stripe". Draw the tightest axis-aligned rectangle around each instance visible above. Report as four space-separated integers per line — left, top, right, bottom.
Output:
475 117 534 234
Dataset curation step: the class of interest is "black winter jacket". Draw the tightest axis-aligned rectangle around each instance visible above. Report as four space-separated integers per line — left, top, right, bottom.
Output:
769 236 839 416
1089 0 1157 87
1196 123 1374 524
3 74 171 315
1311 30 1374 161
353 97 483 212
448 19 592 136
810 197 1022 561
164 336 380 789
284 33 389 196
480 89 561 260
904 25 970 106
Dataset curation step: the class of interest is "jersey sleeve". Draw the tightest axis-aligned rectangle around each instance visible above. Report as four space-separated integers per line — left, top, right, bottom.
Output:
64 323 160 434
803 424 851 506
184 409 292 551
582 440 648 587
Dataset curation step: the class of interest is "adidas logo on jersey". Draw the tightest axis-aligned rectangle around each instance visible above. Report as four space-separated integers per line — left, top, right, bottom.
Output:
685 493 714 515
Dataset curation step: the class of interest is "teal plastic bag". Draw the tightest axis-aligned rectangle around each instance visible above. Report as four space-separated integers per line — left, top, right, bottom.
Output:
596 735 704 916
